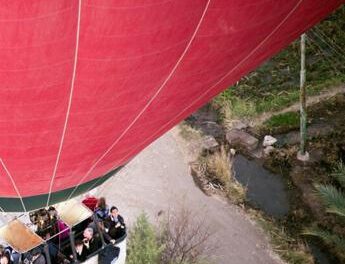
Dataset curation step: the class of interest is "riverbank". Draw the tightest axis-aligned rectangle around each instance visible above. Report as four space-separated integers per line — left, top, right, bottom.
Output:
100 129 283 264
182 90 345 264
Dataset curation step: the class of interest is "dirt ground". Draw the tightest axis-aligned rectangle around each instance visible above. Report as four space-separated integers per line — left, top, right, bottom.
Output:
99 128 283 264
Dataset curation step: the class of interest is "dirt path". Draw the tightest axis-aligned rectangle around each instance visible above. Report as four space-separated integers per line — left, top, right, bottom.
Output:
252 85 345 126
100 129 283 264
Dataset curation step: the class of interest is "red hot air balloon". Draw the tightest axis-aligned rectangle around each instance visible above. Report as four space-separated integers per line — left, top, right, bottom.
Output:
0 0 343 212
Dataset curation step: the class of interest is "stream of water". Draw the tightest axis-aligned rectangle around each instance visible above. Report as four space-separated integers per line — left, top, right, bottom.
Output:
232 154 336 264
233 154 289 218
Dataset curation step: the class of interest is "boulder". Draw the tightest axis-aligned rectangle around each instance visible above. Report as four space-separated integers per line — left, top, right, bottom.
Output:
263 135 277 147
200 121 224 138
201 135 219 151
228 120 248 130
226 129 259 151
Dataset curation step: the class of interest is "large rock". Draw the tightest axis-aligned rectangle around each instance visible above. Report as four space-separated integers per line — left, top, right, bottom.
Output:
201 135 219 152
200 121 224 138
227 119 248 130
226 129 259 151
263 135 277 147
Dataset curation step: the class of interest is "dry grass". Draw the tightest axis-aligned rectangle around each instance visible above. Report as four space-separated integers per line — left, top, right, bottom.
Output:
204 147 246 204
179 122 203 141
205 146 231 186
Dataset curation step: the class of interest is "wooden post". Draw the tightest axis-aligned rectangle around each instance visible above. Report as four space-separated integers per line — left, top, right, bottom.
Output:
298 33 309 161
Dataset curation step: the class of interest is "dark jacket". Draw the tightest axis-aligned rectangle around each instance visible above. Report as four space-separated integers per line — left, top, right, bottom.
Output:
75 245 88 262
84 236 102 256
104 215 126 240
104 215 125 229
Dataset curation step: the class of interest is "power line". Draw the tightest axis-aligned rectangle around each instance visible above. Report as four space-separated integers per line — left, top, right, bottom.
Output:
306 34 343 76
309 29 345 62
312 27 345 57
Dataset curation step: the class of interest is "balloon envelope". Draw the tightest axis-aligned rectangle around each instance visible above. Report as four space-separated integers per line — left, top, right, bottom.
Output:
0 0 343 211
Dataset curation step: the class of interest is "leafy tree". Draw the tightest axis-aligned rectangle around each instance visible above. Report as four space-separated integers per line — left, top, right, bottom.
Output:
127 213 164 264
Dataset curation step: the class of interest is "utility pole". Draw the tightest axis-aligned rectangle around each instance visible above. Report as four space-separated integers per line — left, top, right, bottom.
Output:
297 33 309 161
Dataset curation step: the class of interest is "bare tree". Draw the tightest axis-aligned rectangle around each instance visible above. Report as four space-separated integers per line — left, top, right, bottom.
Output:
158 206 215 264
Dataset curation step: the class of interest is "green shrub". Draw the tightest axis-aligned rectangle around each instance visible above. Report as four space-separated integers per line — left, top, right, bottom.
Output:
304 161 345 261
127 213 164 264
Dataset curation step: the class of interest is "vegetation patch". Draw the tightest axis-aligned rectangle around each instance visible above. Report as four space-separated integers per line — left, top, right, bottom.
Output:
127 213 164 264
214 98 256 128
212 6 345 121
304 161 345 262
254 212 314 264
195 147 247 204
263 112 300 134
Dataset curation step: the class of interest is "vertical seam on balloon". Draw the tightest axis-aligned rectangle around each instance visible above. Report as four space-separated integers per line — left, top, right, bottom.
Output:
67 0 212 200
46 0 82 207
112 0 305 167
0 159 27 212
